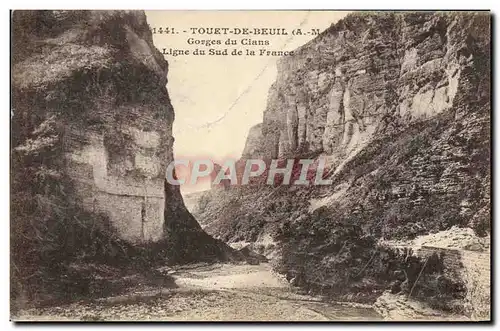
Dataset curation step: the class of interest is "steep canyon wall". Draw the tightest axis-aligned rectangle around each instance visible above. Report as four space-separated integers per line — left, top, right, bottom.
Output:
249 12 489 163
11 10 233 265
193 12 490 315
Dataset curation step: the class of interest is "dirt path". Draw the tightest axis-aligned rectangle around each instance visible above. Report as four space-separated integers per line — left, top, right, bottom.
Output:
14 263 382 321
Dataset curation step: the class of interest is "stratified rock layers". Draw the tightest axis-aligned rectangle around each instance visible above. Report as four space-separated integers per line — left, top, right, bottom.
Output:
240 12 491 239
198 12 490 242
11 10 235 263
256 13 489 165
191 12 490 314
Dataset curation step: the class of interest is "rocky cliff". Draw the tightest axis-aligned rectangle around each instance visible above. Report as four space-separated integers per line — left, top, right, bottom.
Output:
242 123 266 159
257 12 489 162
12 10 174 243
191 12 490 316
197 11 490 241
11 10 236 304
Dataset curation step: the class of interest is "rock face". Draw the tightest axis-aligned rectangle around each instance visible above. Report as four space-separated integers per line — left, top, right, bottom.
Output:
236 12 491 240
12 10 171 243
255 12 490 164
11 10 235 263
241 123 266 159
191 11 490 313
197 11 490 242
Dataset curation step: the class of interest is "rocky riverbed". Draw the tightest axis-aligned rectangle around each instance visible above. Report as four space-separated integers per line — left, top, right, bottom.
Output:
13 263 382 322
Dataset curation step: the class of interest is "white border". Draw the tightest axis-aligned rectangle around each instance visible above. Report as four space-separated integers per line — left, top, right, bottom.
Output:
2 1 497 330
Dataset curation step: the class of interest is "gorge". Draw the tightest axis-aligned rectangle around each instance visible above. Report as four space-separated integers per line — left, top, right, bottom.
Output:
11 10 240 309
10 10 491 321
189 11 491 320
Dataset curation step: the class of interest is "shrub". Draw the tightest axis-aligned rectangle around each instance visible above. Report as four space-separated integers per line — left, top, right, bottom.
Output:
275 207 466 308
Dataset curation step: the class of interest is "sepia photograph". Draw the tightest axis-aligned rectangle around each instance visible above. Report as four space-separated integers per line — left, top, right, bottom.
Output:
9 9 491 322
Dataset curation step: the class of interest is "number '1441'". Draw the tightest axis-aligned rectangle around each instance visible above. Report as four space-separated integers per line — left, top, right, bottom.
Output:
151 27 176 34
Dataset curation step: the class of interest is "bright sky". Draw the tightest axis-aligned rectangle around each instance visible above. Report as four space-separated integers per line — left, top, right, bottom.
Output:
145 11 349 192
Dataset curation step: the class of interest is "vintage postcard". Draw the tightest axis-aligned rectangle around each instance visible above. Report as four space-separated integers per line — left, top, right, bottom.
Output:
10 10 491 322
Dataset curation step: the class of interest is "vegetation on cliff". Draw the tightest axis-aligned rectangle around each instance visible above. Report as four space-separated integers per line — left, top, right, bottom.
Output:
191 11 490 313
10 10 239 309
